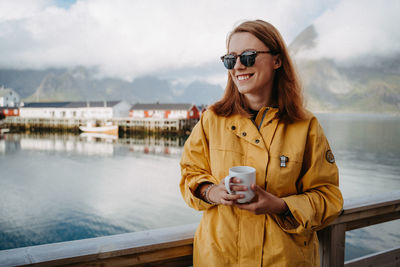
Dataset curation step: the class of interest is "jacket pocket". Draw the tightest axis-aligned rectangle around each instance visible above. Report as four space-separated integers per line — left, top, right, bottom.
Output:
266 152 303 196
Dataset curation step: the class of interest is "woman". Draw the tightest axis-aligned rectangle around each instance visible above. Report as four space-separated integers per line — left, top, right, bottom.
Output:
180 20 343 267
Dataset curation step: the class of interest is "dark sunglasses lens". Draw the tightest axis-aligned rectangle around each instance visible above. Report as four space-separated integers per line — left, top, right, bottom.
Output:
223 55 236 69
240 52 256 67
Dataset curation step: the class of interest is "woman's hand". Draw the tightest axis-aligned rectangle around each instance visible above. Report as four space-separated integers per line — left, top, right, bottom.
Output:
207 178 247 205
235 184 288 215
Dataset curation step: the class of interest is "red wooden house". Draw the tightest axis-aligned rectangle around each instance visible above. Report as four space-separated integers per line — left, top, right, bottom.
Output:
130 103 200 120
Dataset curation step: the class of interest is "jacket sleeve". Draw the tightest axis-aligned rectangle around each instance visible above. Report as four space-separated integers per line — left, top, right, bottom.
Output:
179 111 219 211
273 117 343 234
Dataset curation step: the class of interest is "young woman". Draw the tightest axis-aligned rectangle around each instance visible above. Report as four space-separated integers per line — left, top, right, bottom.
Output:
180 20 343 266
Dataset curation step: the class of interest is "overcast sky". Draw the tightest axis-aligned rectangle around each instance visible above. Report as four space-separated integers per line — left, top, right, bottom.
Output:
0 0 399 85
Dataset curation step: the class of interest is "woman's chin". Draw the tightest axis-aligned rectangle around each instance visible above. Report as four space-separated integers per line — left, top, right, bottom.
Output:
237 86 253 95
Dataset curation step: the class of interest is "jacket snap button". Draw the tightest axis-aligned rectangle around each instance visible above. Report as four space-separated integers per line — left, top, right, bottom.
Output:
231 125 236 130
242 132 247 136
255 139 260 144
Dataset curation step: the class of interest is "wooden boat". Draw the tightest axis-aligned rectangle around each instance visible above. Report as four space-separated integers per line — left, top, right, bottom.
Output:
0 128 9 134
79 121 118 135
0 121 9 134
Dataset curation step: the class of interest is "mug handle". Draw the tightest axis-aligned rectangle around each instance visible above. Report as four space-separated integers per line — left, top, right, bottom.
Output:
224 175 235 194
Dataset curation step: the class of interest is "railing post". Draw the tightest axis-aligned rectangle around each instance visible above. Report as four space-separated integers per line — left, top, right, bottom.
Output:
319 223 346 267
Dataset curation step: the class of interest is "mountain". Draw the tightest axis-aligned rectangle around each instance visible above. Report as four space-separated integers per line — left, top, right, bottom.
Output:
0 67 223 105
175 80 223 104
0 68 64 98
290 25 400 113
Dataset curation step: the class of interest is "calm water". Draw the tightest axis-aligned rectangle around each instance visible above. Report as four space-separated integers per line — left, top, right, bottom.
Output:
0 113 399 261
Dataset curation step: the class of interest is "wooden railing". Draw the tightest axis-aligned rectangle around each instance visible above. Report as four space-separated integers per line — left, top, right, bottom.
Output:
318 190 400 266
1 191 399 267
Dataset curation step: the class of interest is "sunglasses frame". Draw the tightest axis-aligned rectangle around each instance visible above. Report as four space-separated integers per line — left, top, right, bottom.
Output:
220 50 274 70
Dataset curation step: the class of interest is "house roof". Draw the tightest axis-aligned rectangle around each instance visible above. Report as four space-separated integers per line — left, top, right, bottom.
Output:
64 101 121 108
22 101 121 108
23 102 70 108
0 87 18 97
131 103 194 110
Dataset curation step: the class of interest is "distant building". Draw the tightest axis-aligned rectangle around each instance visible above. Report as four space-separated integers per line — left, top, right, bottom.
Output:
197 104 208 115
0 107 19 117
19 101 131 119
0 86 21 117
130 103 200 120
0 86 20 108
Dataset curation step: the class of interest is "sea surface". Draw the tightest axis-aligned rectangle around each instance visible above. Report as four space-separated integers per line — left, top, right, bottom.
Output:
0 113 399 261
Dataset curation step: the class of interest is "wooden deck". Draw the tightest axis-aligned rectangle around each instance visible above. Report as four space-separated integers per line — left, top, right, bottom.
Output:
1 191 399 267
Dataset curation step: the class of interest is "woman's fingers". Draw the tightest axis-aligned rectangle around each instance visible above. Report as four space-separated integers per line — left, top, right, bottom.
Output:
220 193 244 205
224 193 244 200
230 185 248 191
226 177 247 192
209 183 244 205
250 183 266 195
216 177 254 205
231 177 242 183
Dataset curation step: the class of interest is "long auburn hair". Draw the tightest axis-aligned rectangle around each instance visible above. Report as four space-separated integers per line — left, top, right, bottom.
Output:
210 20 307 123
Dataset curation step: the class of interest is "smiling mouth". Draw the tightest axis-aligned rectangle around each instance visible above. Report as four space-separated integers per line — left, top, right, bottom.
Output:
237 74 253 81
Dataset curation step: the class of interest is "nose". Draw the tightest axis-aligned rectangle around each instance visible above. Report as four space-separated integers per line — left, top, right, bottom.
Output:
233 55 245 70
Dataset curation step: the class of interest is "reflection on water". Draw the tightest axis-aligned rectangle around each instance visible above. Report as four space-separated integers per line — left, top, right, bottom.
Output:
0 133 185 157
317 113 400 199
0 113 399 262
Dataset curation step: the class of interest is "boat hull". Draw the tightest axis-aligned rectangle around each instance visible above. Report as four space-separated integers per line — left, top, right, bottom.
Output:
79 125 118 135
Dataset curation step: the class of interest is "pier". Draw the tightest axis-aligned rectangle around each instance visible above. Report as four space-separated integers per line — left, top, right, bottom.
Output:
3 117 198 135
1 190 399 267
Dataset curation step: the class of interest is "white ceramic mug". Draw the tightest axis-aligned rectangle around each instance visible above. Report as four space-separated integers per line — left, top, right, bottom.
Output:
224 166 256 203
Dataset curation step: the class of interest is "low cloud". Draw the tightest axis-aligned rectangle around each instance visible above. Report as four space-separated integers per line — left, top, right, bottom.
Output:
3 0 397 79
0 0 334 81
301 0 400 64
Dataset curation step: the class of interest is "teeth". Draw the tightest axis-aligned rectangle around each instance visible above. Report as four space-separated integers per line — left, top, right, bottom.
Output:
238 75 250 81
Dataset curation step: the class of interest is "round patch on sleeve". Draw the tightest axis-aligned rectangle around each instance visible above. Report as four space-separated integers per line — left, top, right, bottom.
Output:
326 149 335 163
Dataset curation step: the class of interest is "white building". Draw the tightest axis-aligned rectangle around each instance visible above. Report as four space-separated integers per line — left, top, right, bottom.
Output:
0 86 20 107
19 101 131 119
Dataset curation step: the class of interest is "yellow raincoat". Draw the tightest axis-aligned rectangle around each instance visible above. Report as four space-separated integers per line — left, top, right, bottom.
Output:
180 107 343 267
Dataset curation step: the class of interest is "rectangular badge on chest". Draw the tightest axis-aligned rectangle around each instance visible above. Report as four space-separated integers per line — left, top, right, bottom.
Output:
280 155 289 167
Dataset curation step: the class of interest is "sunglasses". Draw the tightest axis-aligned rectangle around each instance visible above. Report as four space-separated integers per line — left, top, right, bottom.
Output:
220 50 274 70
